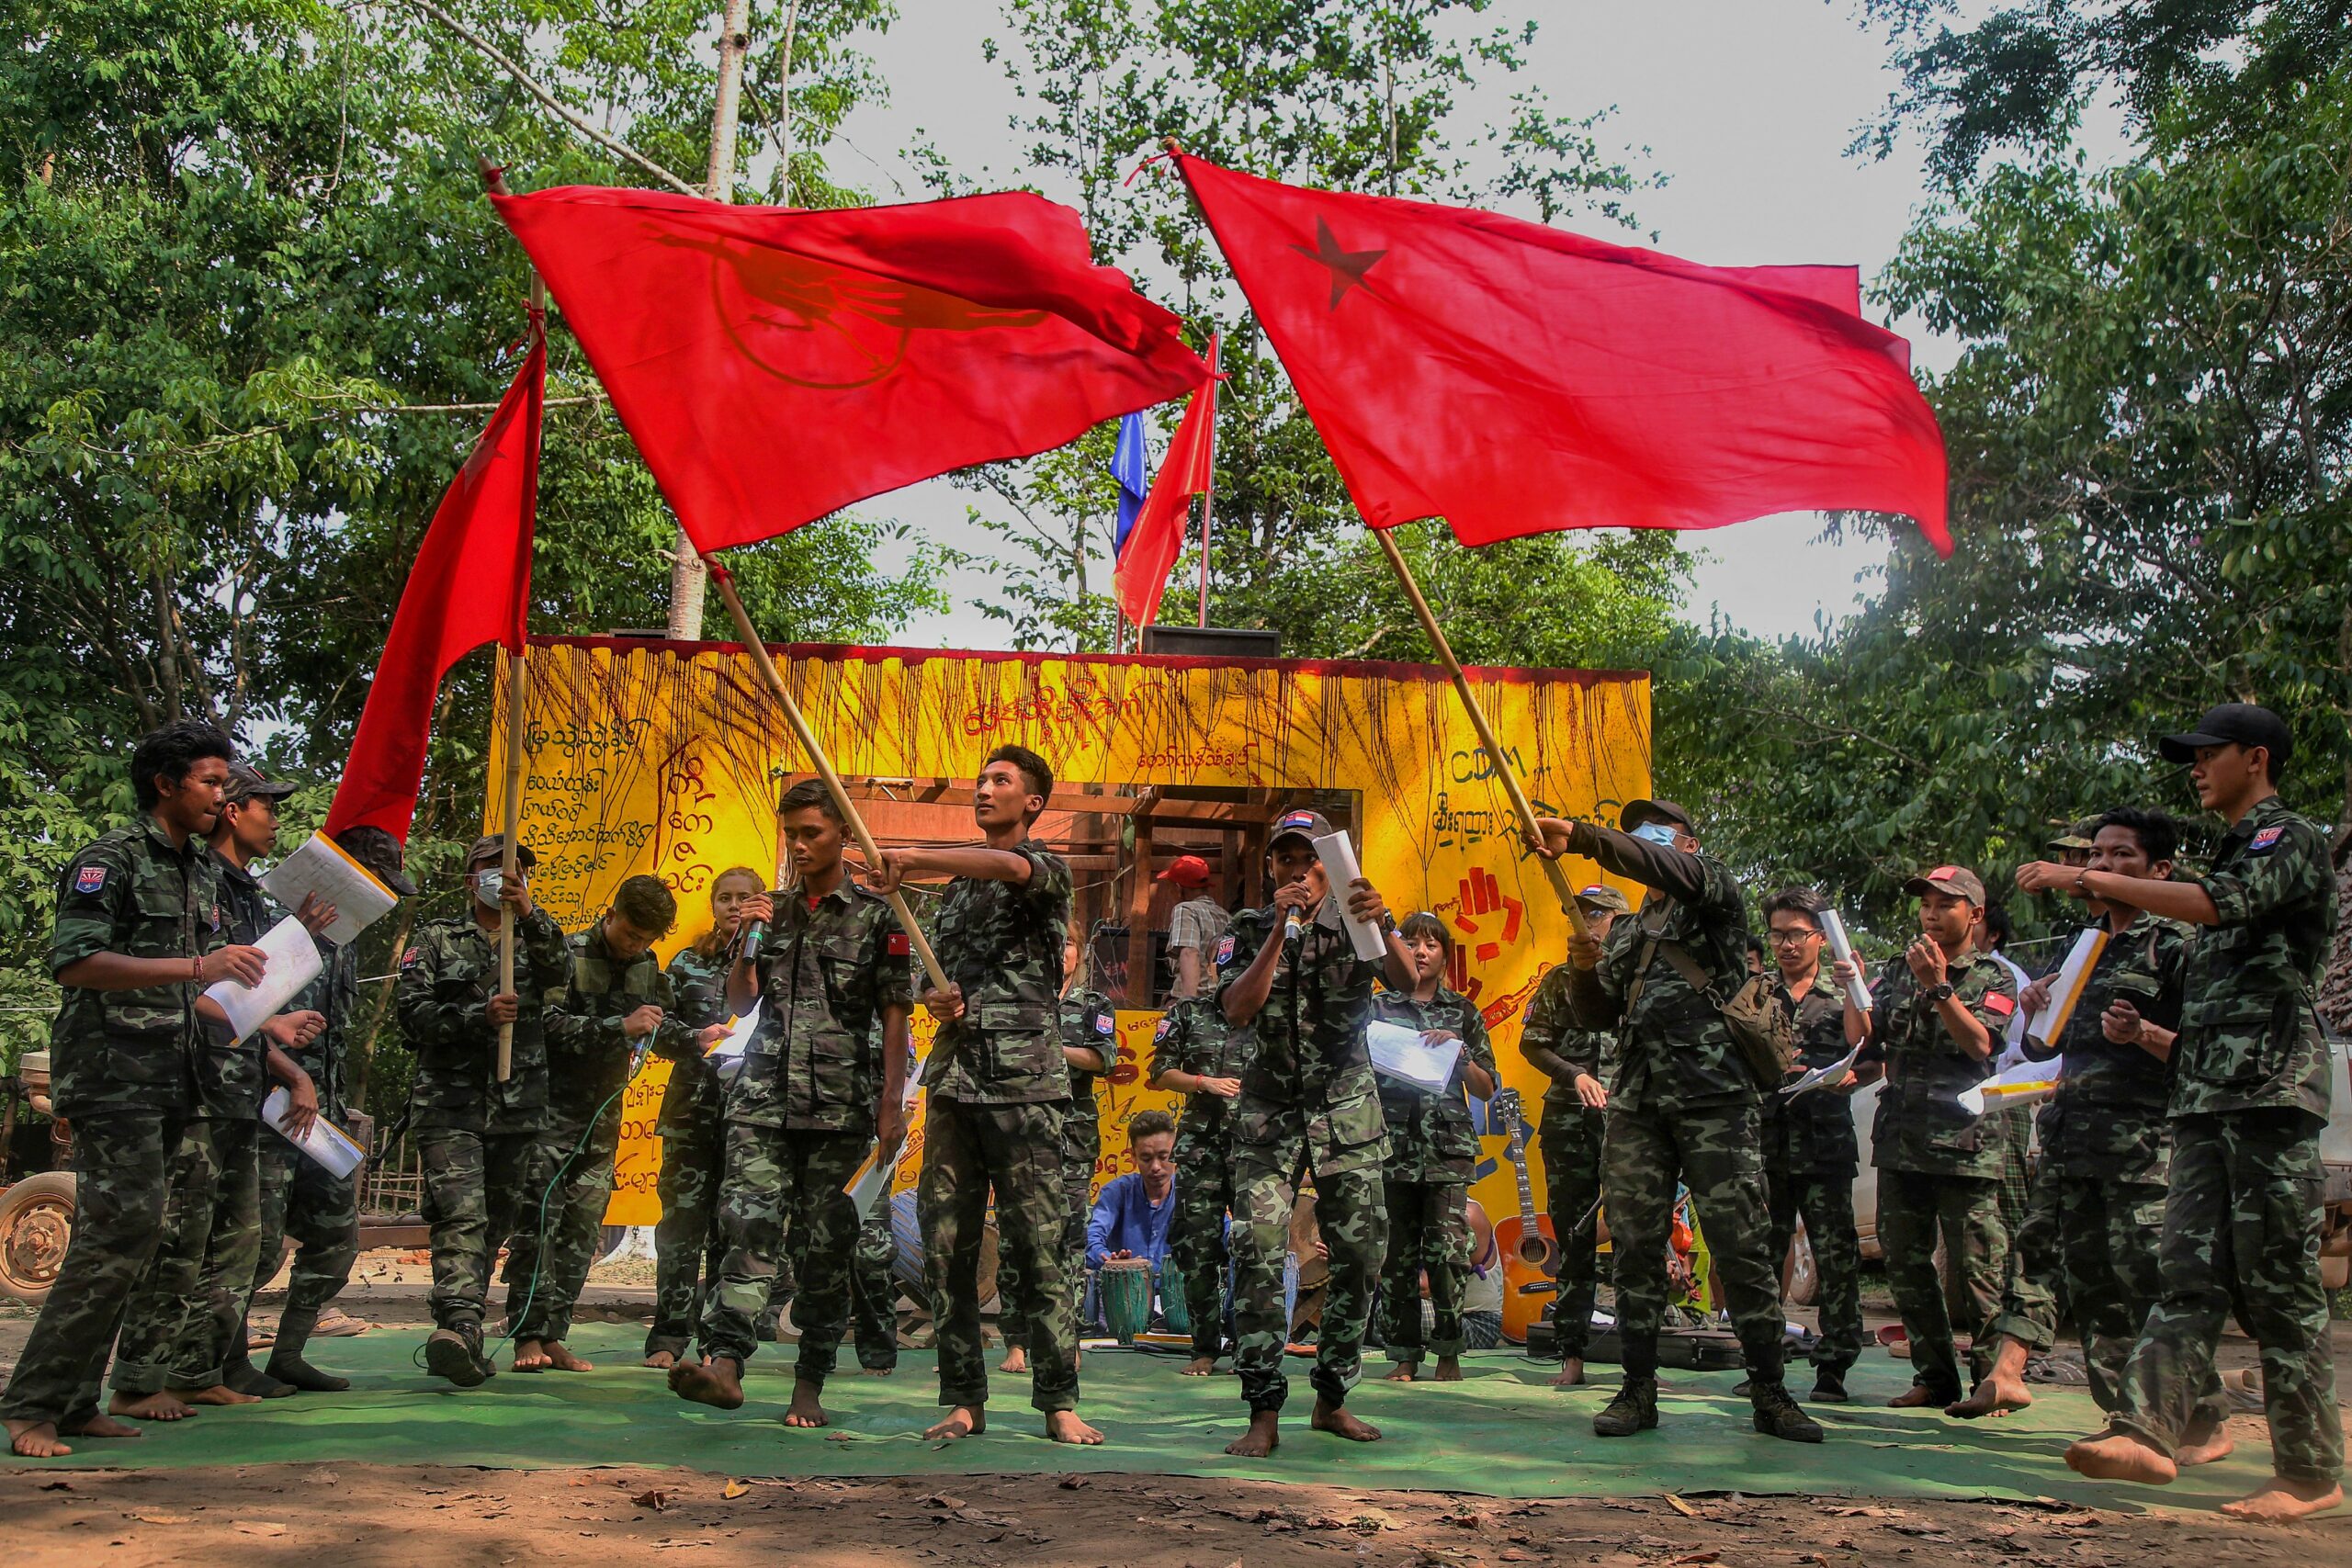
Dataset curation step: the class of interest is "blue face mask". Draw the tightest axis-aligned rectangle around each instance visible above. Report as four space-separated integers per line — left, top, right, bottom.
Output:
1631 821 1682 849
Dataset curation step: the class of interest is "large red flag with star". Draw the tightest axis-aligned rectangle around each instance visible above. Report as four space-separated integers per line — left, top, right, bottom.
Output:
492 186 1209 554
1173 154 1949 554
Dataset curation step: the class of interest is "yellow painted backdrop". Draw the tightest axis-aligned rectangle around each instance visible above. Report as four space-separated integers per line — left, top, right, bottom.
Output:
483 636 1651 1226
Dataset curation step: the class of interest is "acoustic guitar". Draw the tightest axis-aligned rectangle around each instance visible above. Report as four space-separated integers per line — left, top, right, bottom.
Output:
1491 1088 1559 1344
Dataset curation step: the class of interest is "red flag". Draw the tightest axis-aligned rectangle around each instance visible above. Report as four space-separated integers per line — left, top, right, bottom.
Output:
1114 338 1219 626
491 186 1209 555
1174 154 1950 555
324 329 544 845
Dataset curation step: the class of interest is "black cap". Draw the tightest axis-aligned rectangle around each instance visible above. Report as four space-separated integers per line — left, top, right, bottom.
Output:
222 762 300 807
333 825 417 897
1267 807 1335 849
465 832 537 871
1619 798 1692 834
2158 704 2291 770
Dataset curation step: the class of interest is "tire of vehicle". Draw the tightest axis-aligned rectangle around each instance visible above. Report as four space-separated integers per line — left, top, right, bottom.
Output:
0 1170 78 1307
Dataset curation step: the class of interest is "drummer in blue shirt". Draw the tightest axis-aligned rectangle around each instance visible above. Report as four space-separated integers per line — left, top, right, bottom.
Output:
1084 1111 1181 1328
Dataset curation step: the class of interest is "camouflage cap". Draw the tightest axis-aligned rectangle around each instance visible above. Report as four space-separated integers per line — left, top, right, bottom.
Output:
1267 807 1335 849
2045 816 2102 852
464 832 538 871
1572 883 1632 914
1903 863 1986 906
221 762 299 807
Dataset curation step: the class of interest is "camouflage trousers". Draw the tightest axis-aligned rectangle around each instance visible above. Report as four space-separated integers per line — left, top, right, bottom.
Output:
0 1112 182 1427
1878 1167 2007 1398
1766 1168 1864 1374
848 1183 899 1370
507 1105 622 1343
1231 1139 1386 1414
110 1117 223 1394
697 1122 869 1382
1537 1110 1606 1359
2036 1173 2229 1427
1166 1126 1237 1361
648 1103 725 1358
414 1126 545 1331
920 1096 1078 1414
2111 1111 2342 1483
998 1117 1097 1348
250 1132 361 1316
165 1116 266 1388
1982 1158 2062 1355
1379 1179 1471 1363
1604 1100 1787 1384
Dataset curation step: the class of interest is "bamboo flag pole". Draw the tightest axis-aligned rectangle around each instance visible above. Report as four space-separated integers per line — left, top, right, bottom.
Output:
705 560 952 995
493 271 548 1083
1370 527 1591 942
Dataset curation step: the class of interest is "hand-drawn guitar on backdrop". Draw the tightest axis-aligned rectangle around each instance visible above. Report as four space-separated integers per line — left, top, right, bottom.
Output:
1490 1088 1559 1344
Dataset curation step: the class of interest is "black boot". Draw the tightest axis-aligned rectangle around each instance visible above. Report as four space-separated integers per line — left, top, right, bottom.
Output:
266 1308 352 1393
1809 1365 1849 1404
1751 1381 1826 1443
425 1323 490 1388
223 1335 295 1398
1593 1375 1659 1438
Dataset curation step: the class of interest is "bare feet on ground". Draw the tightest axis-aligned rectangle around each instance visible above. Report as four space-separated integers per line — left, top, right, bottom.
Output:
1310 1397 1381 1443
8 1418 74 1457
108 1391 194 1422
1224 1409 1279 1457
998 1347 1028 1374
1886 1383 1949 1409
783 1377 829 1428
172 1383 261 1406
1432 1356 1464 1382
540 1341 595 1373
62 1413 141 1439
2065 1432 2177 1486
1551 1358 1587 1389
511 1338 552 1372
642 1350 678 1371
1383 1364 1418 1382
2219 1478 2343 1522
1945 1371 2032 1419
1045 1410 1103 1445
862 1366 894 1377
924 1404 986 1440
2177 1424 2236 1467
1181 1356 1218 1377
670 1356 745 1410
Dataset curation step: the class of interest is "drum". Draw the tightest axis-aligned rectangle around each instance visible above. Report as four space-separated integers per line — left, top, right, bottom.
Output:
888 1190 1001 1315
1099 1257 1153 1345
1158 1256 1193 1336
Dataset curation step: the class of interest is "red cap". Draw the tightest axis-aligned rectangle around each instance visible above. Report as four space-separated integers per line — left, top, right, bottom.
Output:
1156 854 1211 888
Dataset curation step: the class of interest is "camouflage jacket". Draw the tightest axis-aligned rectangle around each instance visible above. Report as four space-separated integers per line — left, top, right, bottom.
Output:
1059 986 1119 1162
922 842 1073 1107
1372 985 1498 1184
1216 899 1388 1160
395 908 569 1134
2040 916 2188 1184
287 937 360 1123
1519 963 1611 1118
46 818 229 1119
544 920 701 1125
657 942 732 1134
1564 827 1757 1113
204 857 280 1119
1868 946 2019 1178
2172 795 2338 1122
1148 994 1255 1146
1758 968 1860 1176
730 881 911 1134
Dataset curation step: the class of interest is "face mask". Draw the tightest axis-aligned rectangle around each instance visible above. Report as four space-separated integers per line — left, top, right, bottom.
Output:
471 870 503 908
1631 821 1682 848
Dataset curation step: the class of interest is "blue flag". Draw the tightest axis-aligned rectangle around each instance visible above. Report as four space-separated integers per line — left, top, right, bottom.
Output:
1111 412 1150 555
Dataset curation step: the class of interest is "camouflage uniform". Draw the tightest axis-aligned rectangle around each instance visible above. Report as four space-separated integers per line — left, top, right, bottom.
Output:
1216 900 1390 1414
395 905 569 1335
0 819 221 1429
1868 947 2019 1399
1758 969 1865 1379
645 942 730 1358
250 937 363 1352
1561 827 1788 1387
849 1181 900 1370
1518 964 1609 1360
514 921 704 1344
1001 987 1116 1347
696 882 910 1390
1152 996 1256 1360
2109 797 2341 1484
1373 986 1498 1367
919 842 1078 1416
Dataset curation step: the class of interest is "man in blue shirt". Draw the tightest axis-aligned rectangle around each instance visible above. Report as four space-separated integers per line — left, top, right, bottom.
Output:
1083 1111 1180 1327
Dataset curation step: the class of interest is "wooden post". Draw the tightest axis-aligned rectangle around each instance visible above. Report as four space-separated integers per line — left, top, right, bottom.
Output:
493 644 529 1081
1197 335 1218 628
706 561 951 994
1370 528 1591 941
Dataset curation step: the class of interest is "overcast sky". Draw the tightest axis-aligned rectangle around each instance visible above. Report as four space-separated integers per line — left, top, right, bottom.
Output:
822 2 1998 649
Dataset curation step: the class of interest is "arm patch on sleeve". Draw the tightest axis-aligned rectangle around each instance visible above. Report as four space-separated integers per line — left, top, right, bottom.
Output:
73 863 109 895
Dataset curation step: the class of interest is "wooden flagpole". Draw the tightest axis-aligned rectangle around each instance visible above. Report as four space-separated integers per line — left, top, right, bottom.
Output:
493 271 548 1082
1196 335 1218 628
1371 527 1590 941
705 560 952 995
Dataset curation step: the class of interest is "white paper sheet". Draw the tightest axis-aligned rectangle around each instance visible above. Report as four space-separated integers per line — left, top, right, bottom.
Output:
202 915 323 1043
259 833 399 946
707 1001 761 1062
1311 831 1390 962
1957 1055 2064 1117
2023 928 2108 1051
1779 1041 1863 1102
842 1142 890 1211
263 1086 367 1177
1368 1019 1460 1092
1818 909 1874 1015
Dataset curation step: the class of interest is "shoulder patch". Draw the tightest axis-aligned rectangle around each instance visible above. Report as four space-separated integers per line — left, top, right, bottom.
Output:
400 945 426 970
886 931 910 957
73 863 108 895
1093 1010 1114 1036
1215 933 1237 967
1154 1016 1171 1040
1983 991 2016 1016
2248 825 2286 854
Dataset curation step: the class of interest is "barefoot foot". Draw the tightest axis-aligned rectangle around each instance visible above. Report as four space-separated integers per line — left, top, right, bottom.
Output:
59 1413 142 1440
998 1347 1029 1375
511 1338 551 1373
171 1383 261 1407
643 1350 678 1371
1045 1409 1103 1445
1887 1382 1956 1410
1180 1355 1218 1377
2177 1422 2237 1468
7 1418 73 1457
1382 1364 1418 1382
1310 1396 1382 1442
783 1377 830 1428
2220 1478 2343 1522
1432 1356 1464 1382
1551 1358 1587 1389
1946 1371 2033 1419
862 1365 895 1378
670 1355 745 1410
924 1404 986 1440
107 1391 194 1422
2065 1431 2177 1486
541 1341 595 1373
1224 1409 1279 1458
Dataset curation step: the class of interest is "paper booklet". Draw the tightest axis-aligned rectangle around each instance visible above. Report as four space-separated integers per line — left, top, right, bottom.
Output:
263 1085 367 1178
1310 831 1391 962
2022 928 2108 1051
1779 1041 1863 1102
202 915 323 1043
260 832 399 947
707 1001 761 1062
1368 1019 1461 1093
1957 1055 2064 1117
842 1142 890 1211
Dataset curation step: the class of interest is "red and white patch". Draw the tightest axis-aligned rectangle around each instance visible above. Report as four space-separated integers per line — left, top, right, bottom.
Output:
2249 826 2286 853
1154 1017 1171 1041
400 945 426 970
1215 934 1237 966
1984 992 2016 1016
73 864 108 895
1093 1010 1114 1036
887 931 911 957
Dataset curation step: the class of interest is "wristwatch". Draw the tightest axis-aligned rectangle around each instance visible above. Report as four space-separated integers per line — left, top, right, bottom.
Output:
1924 981 1955 1004
1378 911 1398 935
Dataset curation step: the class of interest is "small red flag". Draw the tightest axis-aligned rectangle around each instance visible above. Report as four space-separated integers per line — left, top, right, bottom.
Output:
1173 154 1949 554
491 186 1209 555
1114 337 1219 627
324 328 544 845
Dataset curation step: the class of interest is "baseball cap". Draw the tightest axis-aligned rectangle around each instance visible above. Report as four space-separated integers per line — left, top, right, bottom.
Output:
1619 798 1692 835
1156 854 1211 888
333 824 418 897
222 762 300 807
1903 864 1986 906
465 832 538 872
1268 807 1335 849
2046 816 2101 852
1572 883 1631 914
2158 703 2292 769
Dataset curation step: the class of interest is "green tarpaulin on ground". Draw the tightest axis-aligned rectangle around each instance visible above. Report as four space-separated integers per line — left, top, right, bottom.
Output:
3 1323 2271 1511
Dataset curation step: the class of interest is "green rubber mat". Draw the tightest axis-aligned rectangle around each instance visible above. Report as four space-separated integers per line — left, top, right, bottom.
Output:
3 1321 2276 1510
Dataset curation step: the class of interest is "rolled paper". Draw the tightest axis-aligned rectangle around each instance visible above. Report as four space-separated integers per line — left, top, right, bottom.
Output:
1311 830 1391 962
1819 909 1873 1015
2023 928 2108 1050
1957 1055 2064 1117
